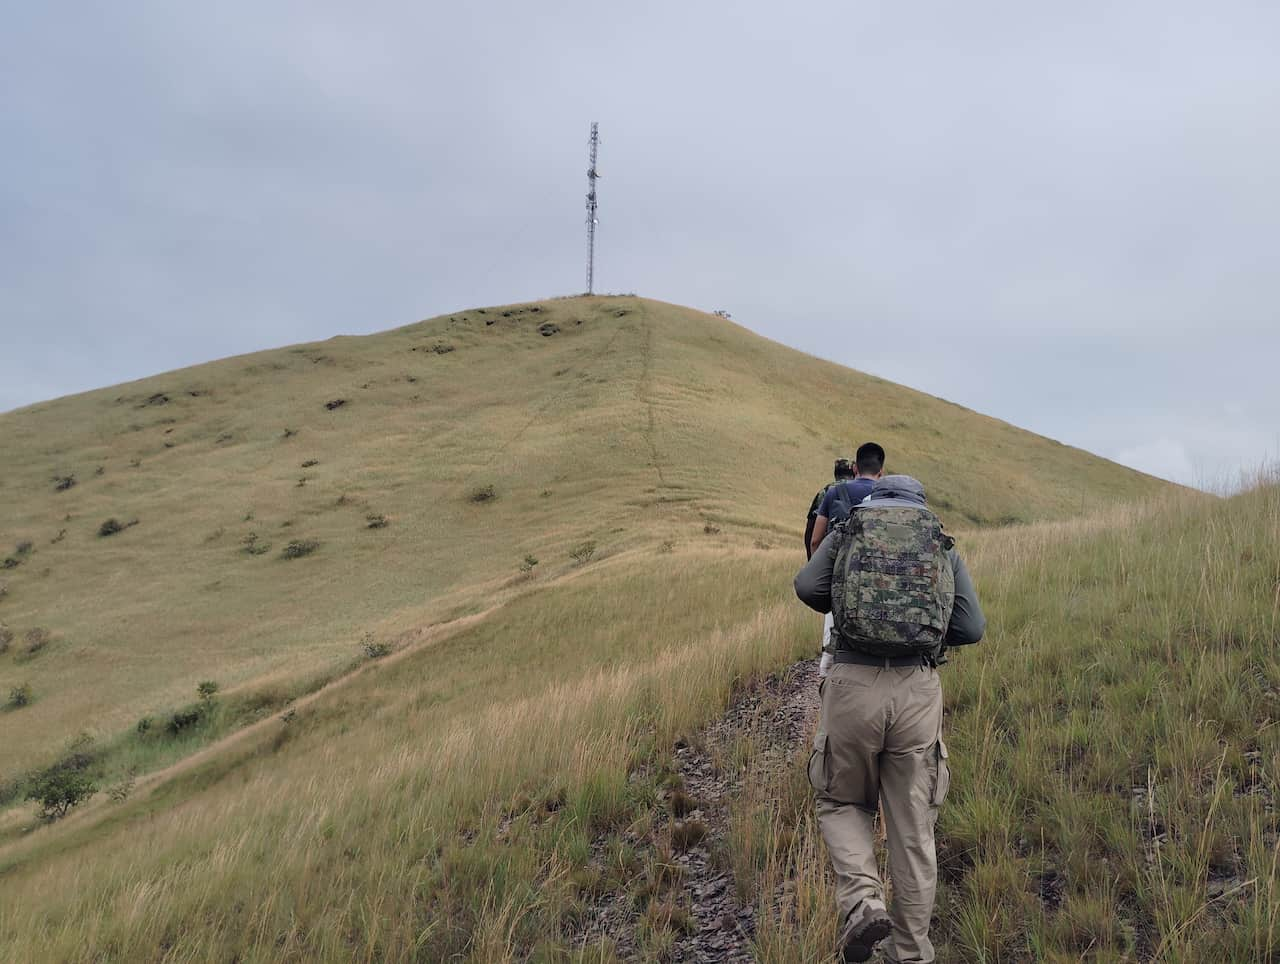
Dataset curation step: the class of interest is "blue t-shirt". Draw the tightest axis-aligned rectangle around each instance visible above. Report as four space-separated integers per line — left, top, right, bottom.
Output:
817 477 876 524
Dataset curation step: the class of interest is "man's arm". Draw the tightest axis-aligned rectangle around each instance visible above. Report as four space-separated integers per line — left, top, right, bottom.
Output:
808 515 830 556
944 549 986 645
795 530 839 613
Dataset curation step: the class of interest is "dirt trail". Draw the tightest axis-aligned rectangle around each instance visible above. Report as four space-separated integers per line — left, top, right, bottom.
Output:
575 658 821 961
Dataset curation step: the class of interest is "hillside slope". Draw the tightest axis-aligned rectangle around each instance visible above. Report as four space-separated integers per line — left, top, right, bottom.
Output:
0 296 1168 778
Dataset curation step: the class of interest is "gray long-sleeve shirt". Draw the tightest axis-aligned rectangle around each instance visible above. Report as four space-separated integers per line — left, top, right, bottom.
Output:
794 530 986 648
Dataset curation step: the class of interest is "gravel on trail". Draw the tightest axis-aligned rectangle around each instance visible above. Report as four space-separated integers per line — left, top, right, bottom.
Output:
573 658 822 962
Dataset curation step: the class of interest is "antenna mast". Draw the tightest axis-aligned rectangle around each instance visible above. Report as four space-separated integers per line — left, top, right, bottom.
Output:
585 122 600 294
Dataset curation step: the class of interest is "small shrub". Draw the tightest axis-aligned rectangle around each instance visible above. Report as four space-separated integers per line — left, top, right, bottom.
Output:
15 540 33 556
335 493 351 506
136 716 153 735
1 557 18 570
540 489 552 498
0 624 11 654
324 399 347 411
753 539 772 550
8 682 32 708
52 475 77 492
98 518 124 537
295 477 308 488
569 540 597 565
301 459 319 468
519 554 539 573
241 533 270 555
658 540 675 553
281 427 297 438
94 466 105 476
51 529 67 544
366 513 389 529
197 680 219 705
280 707 297 725
280 539 319 559
538 323 560 336
468 484 497 504
361 633 391 659
167 709 201 734
26 766 95 819
702 523 721 535
431 343 455 354
0 582 6 601
107 770 137 803
24 627 50 655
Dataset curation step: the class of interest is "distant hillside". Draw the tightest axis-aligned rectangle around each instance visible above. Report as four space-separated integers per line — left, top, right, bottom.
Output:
0 296 1170 778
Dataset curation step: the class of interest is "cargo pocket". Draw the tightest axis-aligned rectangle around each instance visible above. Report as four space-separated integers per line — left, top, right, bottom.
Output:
930 739 951 807
807 733 830 794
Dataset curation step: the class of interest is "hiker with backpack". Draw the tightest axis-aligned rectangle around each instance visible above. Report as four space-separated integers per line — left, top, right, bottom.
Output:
807 443 886 677
794 475 985 964
805 457 857 561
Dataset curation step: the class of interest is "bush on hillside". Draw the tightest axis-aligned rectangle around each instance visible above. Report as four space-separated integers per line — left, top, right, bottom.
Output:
52 475 76 492
0 624 12 654
702 523 721 535
166 709 201 735
23 627 50 656
519 554 539 573
366 513 389 529
468 484 497 504
26 765 96 820
361 633 391 659
8 682 32 708
0 581 7 601
107 770 137 803
569 540 597 566
241 533 270 556
197 680 219 705
15 540 34 556
98 518 124 537
280 539 320 560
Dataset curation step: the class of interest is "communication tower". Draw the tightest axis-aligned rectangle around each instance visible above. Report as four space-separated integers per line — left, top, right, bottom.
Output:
585 122 600 294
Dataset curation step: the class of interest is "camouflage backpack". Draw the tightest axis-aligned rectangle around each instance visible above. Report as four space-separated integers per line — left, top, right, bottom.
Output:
830 504 956 657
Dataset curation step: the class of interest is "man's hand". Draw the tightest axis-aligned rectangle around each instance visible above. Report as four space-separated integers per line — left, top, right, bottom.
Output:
809 514 829 556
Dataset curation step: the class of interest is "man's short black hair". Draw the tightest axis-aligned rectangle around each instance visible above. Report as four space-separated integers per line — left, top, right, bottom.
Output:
855 442 885 476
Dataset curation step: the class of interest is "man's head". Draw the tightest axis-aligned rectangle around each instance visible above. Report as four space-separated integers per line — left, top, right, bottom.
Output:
832 457 856 480
855 442 886 479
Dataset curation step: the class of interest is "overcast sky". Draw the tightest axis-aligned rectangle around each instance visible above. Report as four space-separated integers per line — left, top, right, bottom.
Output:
3 2 1277 490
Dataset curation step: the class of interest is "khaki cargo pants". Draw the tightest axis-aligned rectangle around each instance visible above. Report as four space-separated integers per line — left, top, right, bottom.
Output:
809 661 950 964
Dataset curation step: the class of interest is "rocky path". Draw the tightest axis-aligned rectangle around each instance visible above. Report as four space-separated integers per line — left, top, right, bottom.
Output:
575 658 821 961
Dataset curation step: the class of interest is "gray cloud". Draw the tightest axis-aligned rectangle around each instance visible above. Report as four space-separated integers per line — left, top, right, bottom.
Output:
3 1 1277 487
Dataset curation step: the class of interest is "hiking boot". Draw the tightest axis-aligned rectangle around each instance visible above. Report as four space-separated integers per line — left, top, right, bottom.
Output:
837 900 892 962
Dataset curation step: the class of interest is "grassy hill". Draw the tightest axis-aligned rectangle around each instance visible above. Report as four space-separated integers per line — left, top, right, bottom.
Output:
0 294 1213 961
0 296 1167 779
